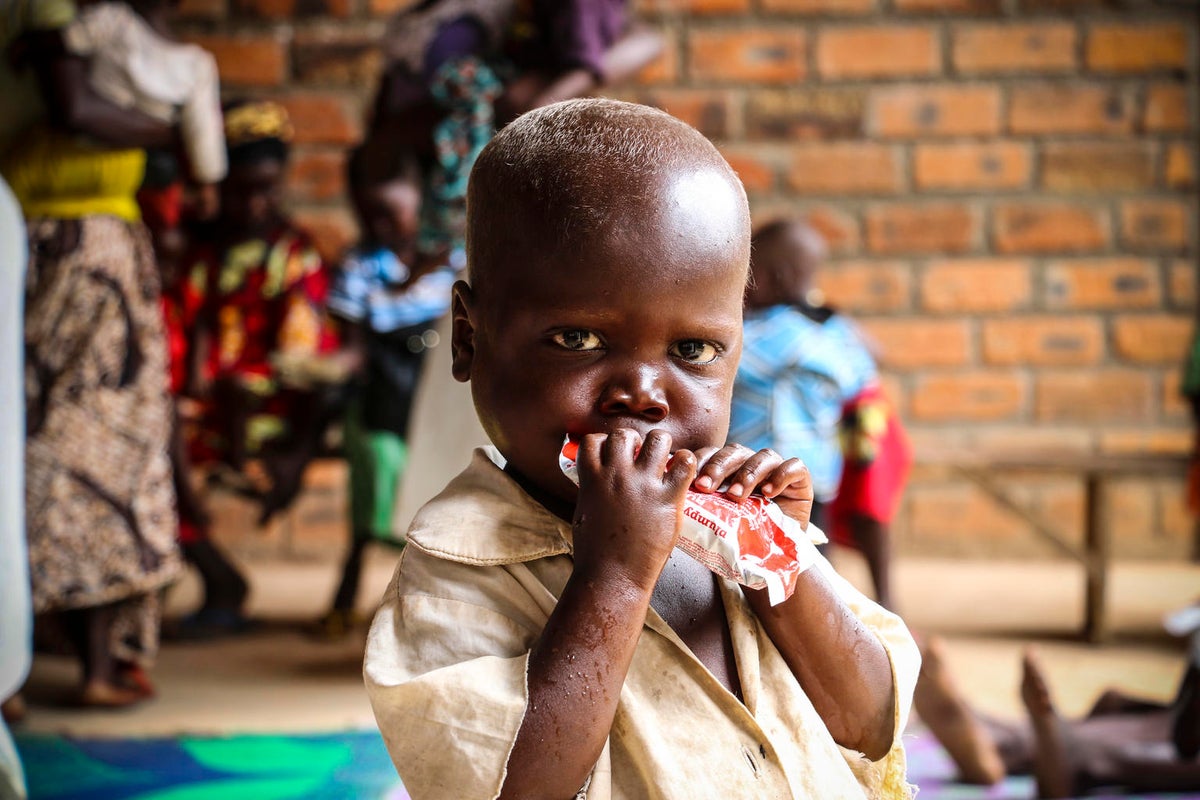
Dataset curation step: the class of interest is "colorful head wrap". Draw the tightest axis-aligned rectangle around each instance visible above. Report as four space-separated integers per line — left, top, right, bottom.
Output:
223 100 294 166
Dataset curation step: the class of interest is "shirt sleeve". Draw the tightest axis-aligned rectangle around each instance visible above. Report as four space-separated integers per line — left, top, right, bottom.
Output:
813 555 920 797
364 548 543 800
178 50 227 184
326 252 374 324
60 1 123 56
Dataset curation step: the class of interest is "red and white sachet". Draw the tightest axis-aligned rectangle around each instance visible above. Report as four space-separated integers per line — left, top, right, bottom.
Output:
559 437 826 606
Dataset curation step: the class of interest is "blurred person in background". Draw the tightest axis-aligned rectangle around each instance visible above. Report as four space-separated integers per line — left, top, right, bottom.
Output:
4 0 183 708
167 101 341 640
730 219 909 610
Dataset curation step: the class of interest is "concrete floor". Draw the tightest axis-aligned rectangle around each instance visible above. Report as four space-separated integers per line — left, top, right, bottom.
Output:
14 549 1199 737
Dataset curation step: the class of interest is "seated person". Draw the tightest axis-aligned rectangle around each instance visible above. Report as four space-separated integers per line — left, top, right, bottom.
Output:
363 99 919 798
168 100 340 638
915 606 1200 798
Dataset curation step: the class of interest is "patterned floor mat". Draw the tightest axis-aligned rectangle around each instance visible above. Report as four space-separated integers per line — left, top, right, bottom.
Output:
15 726 1200 799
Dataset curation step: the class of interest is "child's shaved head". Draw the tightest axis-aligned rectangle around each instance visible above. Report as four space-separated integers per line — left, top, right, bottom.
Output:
466 98 749 297
451 99 752 508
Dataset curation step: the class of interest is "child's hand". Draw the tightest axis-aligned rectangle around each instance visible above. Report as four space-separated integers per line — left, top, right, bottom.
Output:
571 429 697 594
691 444 814 529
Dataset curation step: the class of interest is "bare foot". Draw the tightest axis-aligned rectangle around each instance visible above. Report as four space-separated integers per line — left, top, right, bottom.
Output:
913 636 1006 785
1 693 26 724
1021 650 1075 799
79 679 146 709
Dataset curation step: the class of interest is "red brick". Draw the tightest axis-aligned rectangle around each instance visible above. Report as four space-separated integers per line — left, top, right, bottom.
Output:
635 0 750 12
279 93 362 145
983 317 1104 366
816 26 940 79
234 0 295 18
895 0 1000 10
1041 142 1156 194
1036 370 1154 423
1163 370 1189 420
762 0 875 13
869 85 1001 138
1112 315 1194 364
920 259 1032 312
913 142 1030 191
907 482 1074 549
637 89 736 139
287 149 346 202
952 23 1076 74
176 0 226 18
1165 143 1195 190
992 203 1110 254
745 88 865 140
819 260 912 312
911 371 1026 421
1043 258 1161 310
689 29 806 84
634 36 679 85
368 0 410 14
1169 259 1196 310
803 205 862 254
292 32 381 85
857 318 972 368
719 147 777 193
1143 83 1189 132
1008 84 1134 135
1086 23 1189 73
186 33 289 87
1119 199 1192 251
866 203 980 255
787 143 903 195
292 206 357 262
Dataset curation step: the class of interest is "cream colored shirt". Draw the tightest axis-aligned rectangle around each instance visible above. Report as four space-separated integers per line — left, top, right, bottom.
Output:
62 2 226 183
365 448 920 800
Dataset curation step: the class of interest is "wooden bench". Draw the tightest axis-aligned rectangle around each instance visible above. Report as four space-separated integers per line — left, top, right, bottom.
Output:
916 448 1190 644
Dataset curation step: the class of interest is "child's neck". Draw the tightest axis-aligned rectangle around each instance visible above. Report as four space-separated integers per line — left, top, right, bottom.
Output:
503 464 575 523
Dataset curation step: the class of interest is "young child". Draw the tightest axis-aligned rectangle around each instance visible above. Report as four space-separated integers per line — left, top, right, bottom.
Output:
730 219 910 610
311 147 458 637
364 99 919 798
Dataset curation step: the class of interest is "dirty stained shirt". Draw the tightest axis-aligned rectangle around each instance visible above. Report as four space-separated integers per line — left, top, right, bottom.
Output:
364 448 920 800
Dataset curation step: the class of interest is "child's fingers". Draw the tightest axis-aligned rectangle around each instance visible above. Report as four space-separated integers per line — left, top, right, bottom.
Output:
760 458 812 499
600 427 642 465
637 428 673 471
663 448 698 493
722 448 789 500
693 443 755 492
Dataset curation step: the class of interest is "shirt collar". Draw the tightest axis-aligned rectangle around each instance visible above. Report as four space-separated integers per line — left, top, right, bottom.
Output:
405 448 574 565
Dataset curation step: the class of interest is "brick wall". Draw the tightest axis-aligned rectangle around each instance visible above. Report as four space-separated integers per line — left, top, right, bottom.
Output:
177 0 1198 558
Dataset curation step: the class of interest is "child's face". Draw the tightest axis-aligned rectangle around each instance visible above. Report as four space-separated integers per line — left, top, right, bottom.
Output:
220 159 284 238
454 168 749 510
355 180 419 263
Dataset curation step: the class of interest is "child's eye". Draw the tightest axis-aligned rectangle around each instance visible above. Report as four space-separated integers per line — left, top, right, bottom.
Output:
670 340 720 363
552 330 604 351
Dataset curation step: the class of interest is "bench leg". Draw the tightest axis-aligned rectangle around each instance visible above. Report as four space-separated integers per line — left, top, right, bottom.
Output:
1083 476 1110 644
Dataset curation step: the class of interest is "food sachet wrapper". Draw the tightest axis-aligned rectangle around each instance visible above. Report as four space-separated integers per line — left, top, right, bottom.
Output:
559 438 825 605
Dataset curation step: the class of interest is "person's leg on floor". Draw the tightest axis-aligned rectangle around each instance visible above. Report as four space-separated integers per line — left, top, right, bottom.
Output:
913 636 1008 785
63 604 142 707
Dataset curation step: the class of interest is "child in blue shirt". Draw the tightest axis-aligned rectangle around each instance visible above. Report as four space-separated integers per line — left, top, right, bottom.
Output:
313 147 459 636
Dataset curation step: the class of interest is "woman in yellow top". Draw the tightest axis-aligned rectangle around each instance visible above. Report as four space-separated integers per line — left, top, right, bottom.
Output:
4 0 184 708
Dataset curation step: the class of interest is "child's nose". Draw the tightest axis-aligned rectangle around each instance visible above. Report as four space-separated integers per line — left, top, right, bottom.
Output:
598 365 669 422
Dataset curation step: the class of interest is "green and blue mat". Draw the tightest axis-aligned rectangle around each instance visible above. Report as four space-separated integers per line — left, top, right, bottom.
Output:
15 727 1200 799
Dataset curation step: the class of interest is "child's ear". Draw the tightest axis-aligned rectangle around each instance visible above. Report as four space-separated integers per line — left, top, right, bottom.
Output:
450 280 476 383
